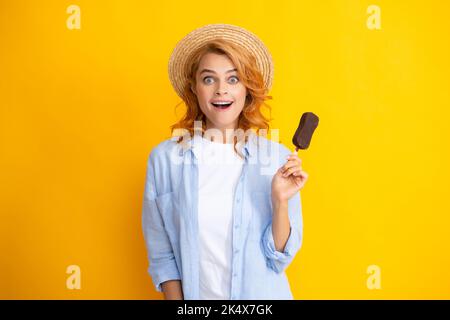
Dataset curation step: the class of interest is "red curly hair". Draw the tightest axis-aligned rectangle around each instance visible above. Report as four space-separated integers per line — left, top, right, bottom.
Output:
170 38 273 158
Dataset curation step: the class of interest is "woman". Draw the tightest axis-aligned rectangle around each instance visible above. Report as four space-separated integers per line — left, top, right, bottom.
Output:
142 24 308 300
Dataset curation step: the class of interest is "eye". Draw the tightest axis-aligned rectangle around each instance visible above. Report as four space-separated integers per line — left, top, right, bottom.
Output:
228 76 239 84
203 76 214 84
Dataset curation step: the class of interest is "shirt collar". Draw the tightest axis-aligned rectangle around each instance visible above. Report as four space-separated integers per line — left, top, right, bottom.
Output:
176 130 258 159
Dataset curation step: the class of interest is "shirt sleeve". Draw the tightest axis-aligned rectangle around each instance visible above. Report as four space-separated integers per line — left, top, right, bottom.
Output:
261 184 303 274
142 150 181 292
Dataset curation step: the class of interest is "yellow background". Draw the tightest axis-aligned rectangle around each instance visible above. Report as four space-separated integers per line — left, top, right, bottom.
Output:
1 0 449 299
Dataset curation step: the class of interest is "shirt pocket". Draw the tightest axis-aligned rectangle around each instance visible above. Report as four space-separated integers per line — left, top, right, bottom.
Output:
249 191 273 240
155 191 180 245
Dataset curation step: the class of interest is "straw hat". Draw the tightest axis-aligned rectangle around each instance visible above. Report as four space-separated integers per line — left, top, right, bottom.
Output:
168 23 274 99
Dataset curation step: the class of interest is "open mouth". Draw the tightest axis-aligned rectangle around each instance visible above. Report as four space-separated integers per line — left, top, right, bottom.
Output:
211 101 233 109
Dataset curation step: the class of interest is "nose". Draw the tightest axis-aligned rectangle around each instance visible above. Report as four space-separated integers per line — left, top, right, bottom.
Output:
215 80 228 95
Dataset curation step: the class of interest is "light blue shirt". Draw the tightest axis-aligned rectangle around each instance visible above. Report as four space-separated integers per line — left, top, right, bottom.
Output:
142 131 303 300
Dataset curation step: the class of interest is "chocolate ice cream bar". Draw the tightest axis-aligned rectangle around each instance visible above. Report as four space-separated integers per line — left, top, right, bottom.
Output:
292 112 319 151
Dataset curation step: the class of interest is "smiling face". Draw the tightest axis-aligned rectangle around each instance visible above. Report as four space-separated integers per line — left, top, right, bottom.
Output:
191 52 247 139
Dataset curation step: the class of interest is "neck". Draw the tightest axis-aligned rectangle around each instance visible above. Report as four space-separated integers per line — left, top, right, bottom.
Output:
205 121 238 144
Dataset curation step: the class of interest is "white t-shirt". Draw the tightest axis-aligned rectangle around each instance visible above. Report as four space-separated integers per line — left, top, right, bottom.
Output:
195 136 244 300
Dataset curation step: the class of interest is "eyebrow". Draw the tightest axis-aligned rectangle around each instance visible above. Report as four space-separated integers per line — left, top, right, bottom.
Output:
199 68 237 75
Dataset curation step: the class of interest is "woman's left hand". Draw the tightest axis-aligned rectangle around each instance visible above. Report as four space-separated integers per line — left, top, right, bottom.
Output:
271 153 309 202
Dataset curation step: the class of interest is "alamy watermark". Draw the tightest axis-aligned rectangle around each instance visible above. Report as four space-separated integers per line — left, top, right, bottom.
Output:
168 120 282 176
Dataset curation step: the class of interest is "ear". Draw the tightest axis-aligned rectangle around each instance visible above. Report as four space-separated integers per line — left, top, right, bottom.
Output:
190 84 196 95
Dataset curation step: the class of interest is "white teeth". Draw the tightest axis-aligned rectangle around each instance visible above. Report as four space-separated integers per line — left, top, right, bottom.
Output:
212 101 233 105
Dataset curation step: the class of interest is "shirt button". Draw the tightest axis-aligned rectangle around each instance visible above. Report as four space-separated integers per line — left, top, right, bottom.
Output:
236 198 240 203
233 273 237 277
234 249 239 254
234 225 239 229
